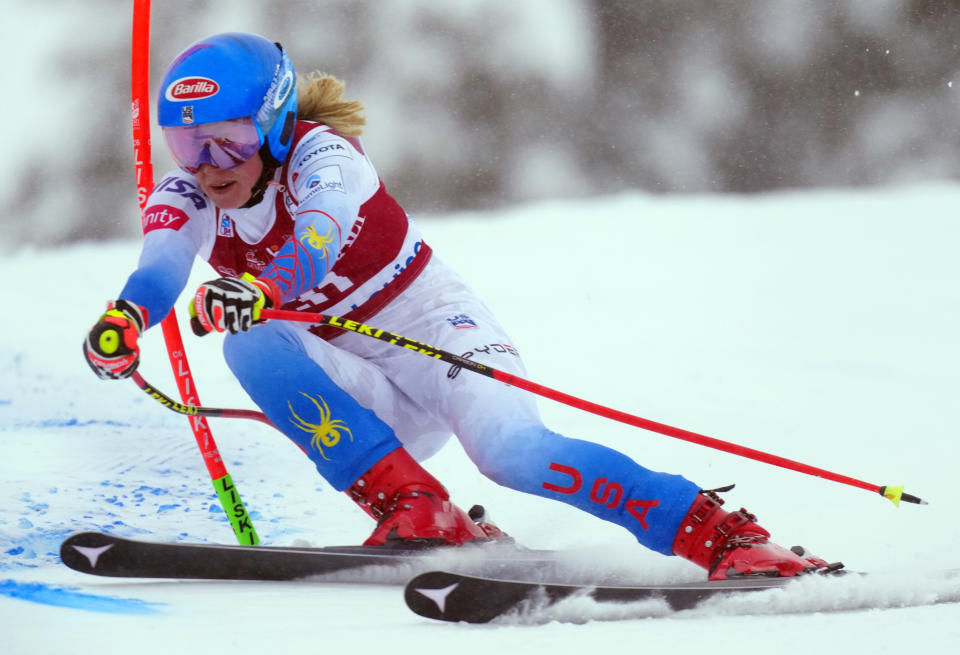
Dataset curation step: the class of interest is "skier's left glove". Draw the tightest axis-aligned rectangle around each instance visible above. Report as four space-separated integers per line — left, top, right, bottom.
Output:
83 299 148 380
188 273 279 336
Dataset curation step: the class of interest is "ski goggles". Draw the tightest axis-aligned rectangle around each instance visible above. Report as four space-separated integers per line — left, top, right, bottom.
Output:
162 116 264 174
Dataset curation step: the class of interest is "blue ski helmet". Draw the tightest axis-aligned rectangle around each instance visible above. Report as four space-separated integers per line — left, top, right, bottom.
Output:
158 33 298 167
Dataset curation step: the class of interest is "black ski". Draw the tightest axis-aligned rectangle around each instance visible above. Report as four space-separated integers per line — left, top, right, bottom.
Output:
59 532 559 582
404 570 798 623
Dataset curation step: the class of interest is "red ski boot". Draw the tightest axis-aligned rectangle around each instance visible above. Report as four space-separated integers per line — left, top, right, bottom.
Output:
672 491 839 580
347 448 503 546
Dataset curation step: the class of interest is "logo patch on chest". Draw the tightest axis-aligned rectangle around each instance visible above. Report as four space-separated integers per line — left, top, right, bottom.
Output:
218 215 235 237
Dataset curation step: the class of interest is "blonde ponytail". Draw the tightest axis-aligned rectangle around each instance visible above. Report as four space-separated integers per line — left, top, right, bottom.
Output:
296 72 366 136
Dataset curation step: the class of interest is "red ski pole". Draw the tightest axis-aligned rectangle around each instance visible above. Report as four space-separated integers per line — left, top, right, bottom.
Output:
130 0 259 544
260 308 926 507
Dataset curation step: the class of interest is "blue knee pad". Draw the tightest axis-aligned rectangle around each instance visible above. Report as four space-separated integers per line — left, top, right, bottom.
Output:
470 425 700 555
223 325 402 490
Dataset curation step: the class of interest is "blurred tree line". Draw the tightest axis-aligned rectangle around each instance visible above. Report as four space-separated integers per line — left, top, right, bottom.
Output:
4 0 958 248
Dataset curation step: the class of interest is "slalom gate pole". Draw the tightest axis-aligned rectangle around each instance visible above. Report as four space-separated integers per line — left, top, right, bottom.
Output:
130 0 259 544
260 308 926 507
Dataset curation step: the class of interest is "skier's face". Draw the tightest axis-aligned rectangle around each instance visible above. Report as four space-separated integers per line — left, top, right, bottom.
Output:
194 154 264 209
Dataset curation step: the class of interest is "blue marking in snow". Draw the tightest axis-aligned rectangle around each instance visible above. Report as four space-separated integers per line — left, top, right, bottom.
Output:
0 579 163 615
19 418 131 429
134 485 169 496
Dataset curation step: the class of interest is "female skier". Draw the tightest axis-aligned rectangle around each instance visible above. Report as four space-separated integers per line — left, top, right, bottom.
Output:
83 32 833 580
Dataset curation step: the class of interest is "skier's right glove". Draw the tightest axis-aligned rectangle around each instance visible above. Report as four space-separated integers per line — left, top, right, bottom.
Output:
188 273 278 336
83 300 148 380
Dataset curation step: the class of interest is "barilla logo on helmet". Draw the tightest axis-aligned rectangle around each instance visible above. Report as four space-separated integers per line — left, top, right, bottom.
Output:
165 76 220 102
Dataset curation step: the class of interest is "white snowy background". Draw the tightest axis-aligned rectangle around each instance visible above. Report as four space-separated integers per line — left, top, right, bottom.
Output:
2 185 959 652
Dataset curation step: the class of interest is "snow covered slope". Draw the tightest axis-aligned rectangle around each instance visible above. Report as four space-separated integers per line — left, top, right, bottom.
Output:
1 187 958 652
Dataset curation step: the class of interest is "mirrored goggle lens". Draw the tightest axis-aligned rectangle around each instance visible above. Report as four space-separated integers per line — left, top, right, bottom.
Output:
162 117 263 174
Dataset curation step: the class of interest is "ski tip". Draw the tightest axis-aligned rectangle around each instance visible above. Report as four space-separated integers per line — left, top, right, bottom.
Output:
880 485 928 507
